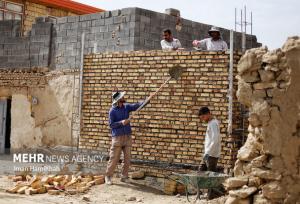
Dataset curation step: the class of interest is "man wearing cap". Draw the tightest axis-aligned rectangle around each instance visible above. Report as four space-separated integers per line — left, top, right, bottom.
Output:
161 29 183 50
105 91 143 185
192 26 228 51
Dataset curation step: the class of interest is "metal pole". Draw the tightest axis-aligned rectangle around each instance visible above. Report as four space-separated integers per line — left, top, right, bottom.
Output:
244 6 247 34
235 8 237 31
228 30 234 136
77 32 85 151
240 9 243 33
251 11 253 35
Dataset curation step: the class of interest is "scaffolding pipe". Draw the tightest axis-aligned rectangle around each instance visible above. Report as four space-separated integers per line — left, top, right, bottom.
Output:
77 32 85 151
228 30 234 136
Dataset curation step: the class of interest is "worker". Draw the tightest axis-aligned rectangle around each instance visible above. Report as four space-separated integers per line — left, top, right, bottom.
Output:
105 91 143 185
198 107 221 171
161 29 183 51
198 106 221 199
192 26 228 51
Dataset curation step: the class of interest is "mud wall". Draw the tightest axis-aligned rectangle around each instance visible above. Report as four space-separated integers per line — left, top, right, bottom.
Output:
225 36 300 203
0 69 77 151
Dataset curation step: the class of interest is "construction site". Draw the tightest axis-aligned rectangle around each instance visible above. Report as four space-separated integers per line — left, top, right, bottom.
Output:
0 0 299 204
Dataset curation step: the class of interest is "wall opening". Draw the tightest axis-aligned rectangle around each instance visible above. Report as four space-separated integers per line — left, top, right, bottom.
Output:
5 98 11 154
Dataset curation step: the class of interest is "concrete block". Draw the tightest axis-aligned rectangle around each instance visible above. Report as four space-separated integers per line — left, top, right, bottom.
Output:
92 19 105 26
80 14 92 22
121 7 137 15
105 18 113 25
67 16 78 23
112 9 121 17
90 12 105 20
66 29 77 36
35 17 46 23
56 17 68 24
100 26 108 32
91 27 101 33
113 16 123 24
104 11 111 18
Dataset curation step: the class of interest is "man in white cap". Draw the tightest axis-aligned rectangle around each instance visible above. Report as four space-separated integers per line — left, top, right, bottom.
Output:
105 91 144 185
192 26 228 51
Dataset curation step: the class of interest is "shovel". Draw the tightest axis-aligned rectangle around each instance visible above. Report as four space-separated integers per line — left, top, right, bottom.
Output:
129 66 184 119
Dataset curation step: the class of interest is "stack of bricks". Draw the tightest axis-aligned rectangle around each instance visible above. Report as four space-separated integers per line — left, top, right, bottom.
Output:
80 50 243 174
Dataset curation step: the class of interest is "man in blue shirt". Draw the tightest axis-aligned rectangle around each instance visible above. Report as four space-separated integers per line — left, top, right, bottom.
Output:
105 91 143 185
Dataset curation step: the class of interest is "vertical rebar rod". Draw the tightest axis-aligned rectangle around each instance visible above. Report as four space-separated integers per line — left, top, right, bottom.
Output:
228 30 234 135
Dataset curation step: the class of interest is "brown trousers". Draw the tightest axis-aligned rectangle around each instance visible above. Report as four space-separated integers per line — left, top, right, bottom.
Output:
106 135 132 177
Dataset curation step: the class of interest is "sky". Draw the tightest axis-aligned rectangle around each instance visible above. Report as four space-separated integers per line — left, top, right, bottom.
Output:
75 0 300 49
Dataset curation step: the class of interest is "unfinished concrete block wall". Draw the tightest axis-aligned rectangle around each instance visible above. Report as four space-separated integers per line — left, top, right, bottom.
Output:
0 7 261 70
80 50 244 175
224 36 300 203
0 19 52 68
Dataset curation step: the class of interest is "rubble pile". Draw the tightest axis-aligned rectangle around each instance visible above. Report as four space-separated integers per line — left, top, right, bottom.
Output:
6 174 105 195
225 36 300 203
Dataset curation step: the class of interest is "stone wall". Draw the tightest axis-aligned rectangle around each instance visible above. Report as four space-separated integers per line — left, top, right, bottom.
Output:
224 36 300 203
0 68 77 151
80 50 244 175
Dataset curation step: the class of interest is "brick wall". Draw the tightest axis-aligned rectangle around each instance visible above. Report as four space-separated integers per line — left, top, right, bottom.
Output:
23 1 76 35
80 50 243 173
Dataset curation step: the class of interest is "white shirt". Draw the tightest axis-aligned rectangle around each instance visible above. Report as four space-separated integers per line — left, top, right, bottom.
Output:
204 119 221 158
161 38 182 50
198 38 228 51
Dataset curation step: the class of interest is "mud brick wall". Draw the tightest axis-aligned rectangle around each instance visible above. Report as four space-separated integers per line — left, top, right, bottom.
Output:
80 50 243 173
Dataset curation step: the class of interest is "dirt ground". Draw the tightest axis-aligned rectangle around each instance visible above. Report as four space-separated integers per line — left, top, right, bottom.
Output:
0 175 226 204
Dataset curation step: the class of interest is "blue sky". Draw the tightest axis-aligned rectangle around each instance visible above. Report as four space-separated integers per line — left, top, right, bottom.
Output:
75 0 300 49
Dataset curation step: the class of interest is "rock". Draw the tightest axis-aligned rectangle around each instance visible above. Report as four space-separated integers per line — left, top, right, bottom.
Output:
238 51 261 74
233 160 245 176
225 196 250 204
237 134 261 162
262 181 285 200
82 195 91 202
252 90 266 99
241 71 260 83
248 113 262 127
224 176 248 189
131 171 145 179
136 198 143 202
253 82 277 90
248 177 262 187
229 186 257 199
126 196 136 201
175 193 180 197
251 168 281 180
236 78 253 107
253 194 270 204
251 155 268 168
258 70 275 82
281 36 300 52
262 49 281 64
